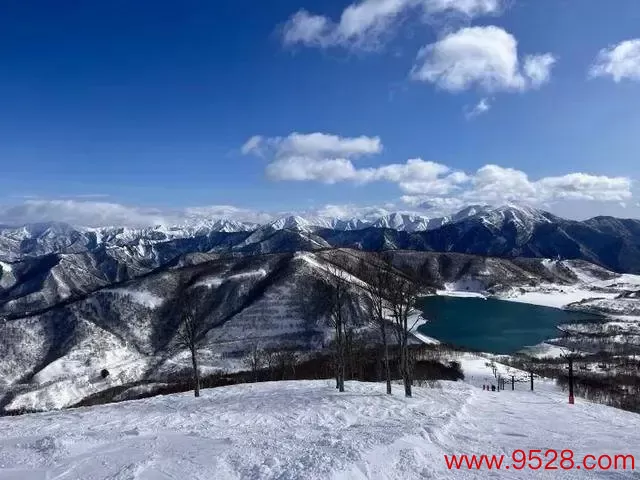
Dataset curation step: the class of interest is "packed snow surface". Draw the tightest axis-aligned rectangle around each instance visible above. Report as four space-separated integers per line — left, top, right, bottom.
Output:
1 378 638 479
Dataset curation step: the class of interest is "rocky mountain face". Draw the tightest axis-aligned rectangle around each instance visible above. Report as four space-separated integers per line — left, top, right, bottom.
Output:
0 248 607 412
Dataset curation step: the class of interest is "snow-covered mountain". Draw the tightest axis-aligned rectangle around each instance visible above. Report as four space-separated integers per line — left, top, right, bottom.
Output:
1 204 640 318
1 248 636 412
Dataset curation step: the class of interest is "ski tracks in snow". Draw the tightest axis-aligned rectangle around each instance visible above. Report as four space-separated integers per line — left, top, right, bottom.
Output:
1 380 639 479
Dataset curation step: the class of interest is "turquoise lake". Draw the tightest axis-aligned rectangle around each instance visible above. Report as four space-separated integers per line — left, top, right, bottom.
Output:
417 296 601 354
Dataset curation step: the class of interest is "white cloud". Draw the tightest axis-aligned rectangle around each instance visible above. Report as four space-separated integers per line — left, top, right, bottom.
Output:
281 0 505 49
314 203 397 220
400 195 466 213
415 0 504 17
0 201 278 228
242 133 469 189
590 39 640 82
266 156 360 183
465 97 491 119
241 135 264 155
463 166 631 205
279 132 382 157
524 53 557 88
244 132 383 184
0 200 170 228
412 26 556 93
244 133 632 208
423 0 502 16
536 173 633 202
282 11 332 48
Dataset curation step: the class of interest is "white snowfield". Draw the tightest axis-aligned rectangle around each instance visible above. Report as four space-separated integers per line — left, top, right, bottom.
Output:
1 377 638 479
500 264 640 312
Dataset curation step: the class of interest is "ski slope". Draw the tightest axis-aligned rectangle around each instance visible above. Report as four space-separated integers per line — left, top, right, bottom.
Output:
0 376 638 479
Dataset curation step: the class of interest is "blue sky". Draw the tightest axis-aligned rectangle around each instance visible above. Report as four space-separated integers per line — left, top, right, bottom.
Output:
1 0 639 226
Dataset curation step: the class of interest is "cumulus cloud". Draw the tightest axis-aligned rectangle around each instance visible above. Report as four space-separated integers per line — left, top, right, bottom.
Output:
243 132 632 210
590 39 640 82
412 26 557 93
244 132 382 184
524 53 557 88
424 0 502 16
242 133 469 190
281 0 504 49
401 166 633 209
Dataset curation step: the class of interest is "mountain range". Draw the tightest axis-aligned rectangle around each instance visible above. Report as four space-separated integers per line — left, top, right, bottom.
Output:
2 204 639 276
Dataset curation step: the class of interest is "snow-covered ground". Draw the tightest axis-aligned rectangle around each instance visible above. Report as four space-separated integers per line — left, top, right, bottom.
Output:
1 374 638 479
498 266 640 313
435 260 640 314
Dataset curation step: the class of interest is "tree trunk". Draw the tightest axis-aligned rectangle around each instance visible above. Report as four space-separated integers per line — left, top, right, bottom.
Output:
399 335 411 398
568 357 575 404
530 371 534 391
337 322 345 392
382 325 392 395
404 375 412 397
191 347 200 398
334 325 340 389
339 328 345 392
402 317 412 398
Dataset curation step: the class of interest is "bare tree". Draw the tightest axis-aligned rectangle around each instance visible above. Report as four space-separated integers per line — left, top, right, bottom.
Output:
264 350 279 381
325 262 355 392
243 343 265 383
358 257 394 394
386 263 422 398
296 255 356 392
274 350 298 380
175 289 207 397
